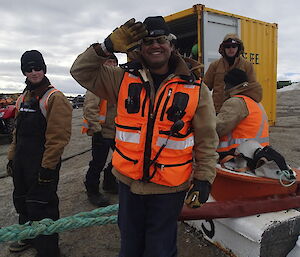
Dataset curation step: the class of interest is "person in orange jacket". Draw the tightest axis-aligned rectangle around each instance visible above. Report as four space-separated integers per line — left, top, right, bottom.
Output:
70 16 218 257
216 68 269 160
82 55 118 207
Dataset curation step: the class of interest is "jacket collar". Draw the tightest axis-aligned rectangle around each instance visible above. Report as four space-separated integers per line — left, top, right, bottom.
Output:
122 51 195 83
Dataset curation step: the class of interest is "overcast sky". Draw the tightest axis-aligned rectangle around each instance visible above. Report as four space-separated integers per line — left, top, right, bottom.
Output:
0 0 298 95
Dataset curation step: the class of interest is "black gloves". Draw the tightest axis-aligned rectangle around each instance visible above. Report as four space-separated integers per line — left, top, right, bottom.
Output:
185 179 211 208
104 18 147 53
93 131 103 140
6 160 13 177
26 167 57 221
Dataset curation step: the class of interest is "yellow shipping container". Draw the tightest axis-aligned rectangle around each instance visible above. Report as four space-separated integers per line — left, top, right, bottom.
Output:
165 4 278 125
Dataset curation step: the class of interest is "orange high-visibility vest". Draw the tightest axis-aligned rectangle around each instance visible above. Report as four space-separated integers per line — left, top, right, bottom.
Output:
217 95 269 152
81 99 107 134
16 86 59 118
112 72 201 187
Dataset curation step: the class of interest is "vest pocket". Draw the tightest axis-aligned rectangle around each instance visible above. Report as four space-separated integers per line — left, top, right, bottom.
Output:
150 159 193 186
125 83 143 114
115 123 142 144
155 159 193 169
166 92 189 122
115 147 138 164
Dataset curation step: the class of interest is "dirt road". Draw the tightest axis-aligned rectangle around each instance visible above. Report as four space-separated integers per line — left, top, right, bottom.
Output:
0 88 299 257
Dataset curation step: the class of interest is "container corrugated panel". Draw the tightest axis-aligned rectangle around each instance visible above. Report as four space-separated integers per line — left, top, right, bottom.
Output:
240 19 278 125
165 5 278 125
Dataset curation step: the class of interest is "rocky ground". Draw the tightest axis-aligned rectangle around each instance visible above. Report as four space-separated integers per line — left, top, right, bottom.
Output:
0 88 299 257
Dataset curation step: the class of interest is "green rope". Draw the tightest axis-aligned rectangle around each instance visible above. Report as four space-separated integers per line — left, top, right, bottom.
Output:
0 204 119 243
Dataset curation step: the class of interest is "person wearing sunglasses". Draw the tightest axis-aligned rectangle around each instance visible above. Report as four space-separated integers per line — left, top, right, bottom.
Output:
71 16 218 257
7 50 72 257
204 34 262 113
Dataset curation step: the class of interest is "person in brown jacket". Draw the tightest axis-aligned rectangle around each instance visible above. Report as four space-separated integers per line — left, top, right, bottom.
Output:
203 34 262 113
82 55 118 207
216 68 269 160
7 50 72 257
70 16 218 257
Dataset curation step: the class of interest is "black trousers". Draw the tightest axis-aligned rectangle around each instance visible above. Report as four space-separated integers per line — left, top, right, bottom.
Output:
13 155 60 257
118 182 186 257
85 135 115 186
13 93 61 257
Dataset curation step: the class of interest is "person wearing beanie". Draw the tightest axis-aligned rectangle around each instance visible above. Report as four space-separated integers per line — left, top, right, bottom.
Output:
216 68 269 159
203 33 263 113
7 50 72 257
70 15 218 257
82 57 118 207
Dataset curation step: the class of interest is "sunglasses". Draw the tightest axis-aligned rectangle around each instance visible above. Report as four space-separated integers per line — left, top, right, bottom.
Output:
24 65 43 73
142 36 169 46
224 43 239 49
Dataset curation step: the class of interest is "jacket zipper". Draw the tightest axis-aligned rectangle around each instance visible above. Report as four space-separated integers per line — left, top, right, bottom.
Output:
142 86 167 180
142 80 193 181
160 88 172 121
156 159 193 169
141 81 150 117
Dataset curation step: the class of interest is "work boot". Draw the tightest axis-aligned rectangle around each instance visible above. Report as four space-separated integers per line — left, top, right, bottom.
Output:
35 249 62 257
103 165 118 194
84 181 110 207
9 240 31 252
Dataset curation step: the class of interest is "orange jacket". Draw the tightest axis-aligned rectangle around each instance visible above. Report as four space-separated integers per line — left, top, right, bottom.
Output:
112 72 201 187
81 99 107 134
217 95 269 152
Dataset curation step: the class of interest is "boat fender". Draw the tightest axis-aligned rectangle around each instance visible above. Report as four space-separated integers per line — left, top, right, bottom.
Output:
233 140 296 183
252 146 296 183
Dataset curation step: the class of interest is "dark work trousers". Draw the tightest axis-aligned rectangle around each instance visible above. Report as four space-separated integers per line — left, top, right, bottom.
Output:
12 98 60 257
118 182 186 257
85 134 115 188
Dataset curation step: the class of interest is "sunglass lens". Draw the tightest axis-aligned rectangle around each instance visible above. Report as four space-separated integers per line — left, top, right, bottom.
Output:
143 36 168 46
33 66 42 71
143 38 154 46
225 44 238 49
156 37 168 44
25 66 43 72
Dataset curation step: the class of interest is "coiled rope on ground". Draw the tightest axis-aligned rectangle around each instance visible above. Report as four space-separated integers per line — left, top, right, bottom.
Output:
0 204 118 243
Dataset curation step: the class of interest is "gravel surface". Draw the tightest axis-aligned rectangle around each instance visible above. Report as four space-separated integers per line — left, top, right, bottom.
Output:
0 88 299 257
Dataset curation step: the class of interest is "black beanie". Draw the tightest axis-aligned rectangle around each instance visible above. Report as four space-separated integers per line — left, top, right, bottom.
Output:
224 68 248 90
143 16 170 37
21 50 47 75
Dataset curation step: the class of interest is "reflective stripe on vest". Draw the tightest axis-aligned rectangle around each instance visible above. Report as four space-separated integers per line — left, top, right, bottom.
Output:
156 135 194 150
15 95 23 110
16 86 59 118
115 130 141 144
39 88 59 117
19 108 36 112
112 71 201 187
81 99 107 134
217 95 269 152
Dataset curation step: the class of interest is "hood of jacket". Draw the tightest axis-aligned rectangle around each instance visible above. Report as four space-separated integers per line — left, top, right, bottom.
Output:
225 80 262 102
219 34 245 58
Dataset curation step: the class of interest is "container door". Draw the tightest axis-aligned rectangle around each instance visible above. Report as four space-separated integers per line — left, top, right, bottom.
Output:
202 11 241 73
